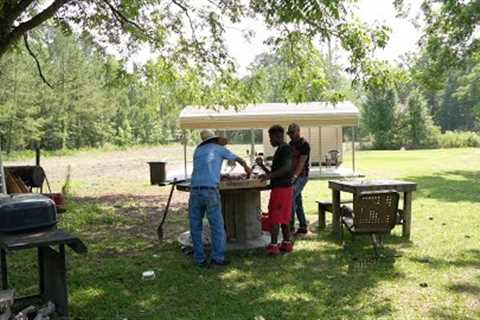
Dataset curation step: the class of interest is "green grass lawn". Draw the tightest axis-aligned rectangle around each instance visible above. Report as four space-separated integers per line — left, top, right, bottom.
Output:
7 147 480 319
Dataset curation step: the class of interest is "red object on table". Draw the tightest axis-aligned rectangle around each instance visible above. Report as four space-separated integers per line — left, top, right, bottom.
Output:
42 193 66 210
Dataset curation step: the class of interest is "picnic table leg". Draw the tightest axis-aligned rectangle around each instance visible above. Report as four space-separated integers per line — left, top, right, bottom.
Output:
402 191 412 239
332 190 341 240
39 244 69 317
0 249 7 289
318 203 326 230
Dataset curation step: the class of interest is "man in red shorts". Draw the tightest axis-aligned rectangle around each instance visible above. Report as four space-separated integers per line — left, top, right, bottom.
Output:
256 125 294 255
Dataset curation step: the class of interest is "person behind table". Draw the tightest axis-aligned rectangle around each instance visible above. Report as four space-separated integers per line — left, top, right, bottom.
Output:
256 125 294 255
287 123 311 235
189 130 251 267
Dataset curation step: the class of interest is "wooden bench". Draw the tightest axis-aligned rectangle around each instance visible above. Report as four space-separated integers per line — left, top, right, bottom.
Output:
317 200 353 230
317 200 405 230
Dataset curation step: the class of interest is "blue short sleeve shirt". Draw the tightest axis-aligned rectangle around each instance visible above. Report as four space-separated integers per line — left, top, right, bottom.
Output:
190 143 237 188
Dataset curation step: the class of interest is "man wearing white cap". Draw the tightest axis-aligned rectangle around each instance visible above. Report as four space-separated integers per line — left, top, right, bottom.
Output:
189 129 251 267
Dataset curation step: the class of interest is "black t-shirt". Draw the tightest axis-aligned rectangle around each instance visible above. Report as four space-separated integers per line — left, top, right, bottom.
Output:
290 138 310 176
270 142 293 188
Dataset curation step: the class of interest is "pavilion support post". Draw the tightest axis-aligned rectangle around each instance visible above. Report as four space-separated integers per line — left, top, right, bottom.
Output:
307 128 312 169
183 130 188 180
352 127 356 174
318 127 322 174
250 129 255 165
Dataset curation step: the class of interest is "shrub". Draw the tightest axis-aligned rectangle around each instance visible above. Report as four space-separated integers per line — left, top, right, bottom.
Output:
438 131 480 148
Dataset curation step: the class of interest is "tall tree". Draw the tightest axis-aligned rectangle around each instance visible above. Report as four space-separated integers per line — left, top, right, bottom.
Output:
396 0 480 87
362 85 398 149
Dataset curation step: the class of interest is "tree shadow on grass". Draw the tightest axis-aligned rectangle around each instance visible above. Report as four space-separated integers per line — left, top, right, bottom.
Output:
405 170 480 203
410 249 480 269
410 249 480 319
57 197 408 319
67 240 404 320
309 219 414 251
61 193 189 257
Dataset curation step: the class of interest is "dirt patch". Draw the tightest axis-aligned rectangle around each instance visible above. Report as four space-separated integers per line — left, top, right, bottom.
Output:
72 191 190 247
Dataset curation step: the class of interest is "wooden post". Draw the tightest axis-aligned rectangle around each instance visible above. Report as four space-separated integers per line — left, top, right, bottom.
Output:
403 192 412 239
332 189 341 239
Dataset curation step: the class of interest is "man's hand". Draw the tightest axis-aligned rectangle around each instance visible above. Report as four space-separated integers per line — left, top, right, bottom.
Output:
244 165 253 177
255 156 264 166
291 175 298 184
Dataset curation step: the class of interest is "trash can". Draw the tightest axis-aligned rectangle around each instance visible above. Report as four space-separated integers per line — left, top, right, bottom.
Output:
148 162 167 185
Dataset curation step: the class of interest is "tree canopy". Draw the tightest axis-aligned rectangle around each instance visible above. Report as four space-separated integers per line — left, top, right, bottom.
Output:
0 0 392 86
395 0 480 87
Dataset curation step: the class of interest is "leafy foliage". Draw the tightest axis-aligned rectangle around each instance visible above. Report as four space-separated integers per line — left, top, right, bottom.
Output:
247 35 352 103
361 67 441 149
0 0 391 86
437 130 480 148
397 0 480 88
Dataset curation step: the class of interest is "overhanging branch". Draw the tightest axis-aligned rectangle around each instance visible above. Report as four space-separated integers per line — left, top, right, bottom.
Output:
23 34 53 89
102 0 155 41
171 0 198 42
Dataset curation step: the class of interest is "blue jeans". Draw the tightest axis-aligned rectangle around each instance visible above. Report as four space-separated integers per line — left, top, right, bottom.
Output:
188 188 226 264
291 175 309 229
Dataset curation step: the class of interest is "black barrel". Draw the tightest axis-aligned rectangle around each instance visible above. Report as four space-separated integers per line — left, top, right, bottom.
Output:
148 162 167 185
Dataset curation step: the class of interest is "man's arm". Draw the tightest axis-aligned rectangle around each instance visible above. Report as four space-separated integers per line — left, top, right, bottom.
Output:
235 156 252 176
264 145 292 180
292 155 308 178
221 146 251 175
269 159 292 179
255 157 271 174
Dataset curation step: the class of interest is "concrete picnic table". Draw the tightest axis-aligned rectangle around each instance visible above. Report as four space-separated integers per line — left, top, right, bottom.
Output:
328 179 417 240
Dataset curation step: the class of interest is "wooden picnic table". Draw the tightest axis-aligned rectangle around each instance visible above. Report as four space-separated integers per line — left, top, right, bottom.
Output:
328 179 417 240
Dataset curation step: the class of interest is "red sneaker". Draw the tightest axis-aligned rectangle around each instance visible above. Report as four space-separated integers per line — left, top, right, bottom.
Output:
279 241 294 253
266 244 280 256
